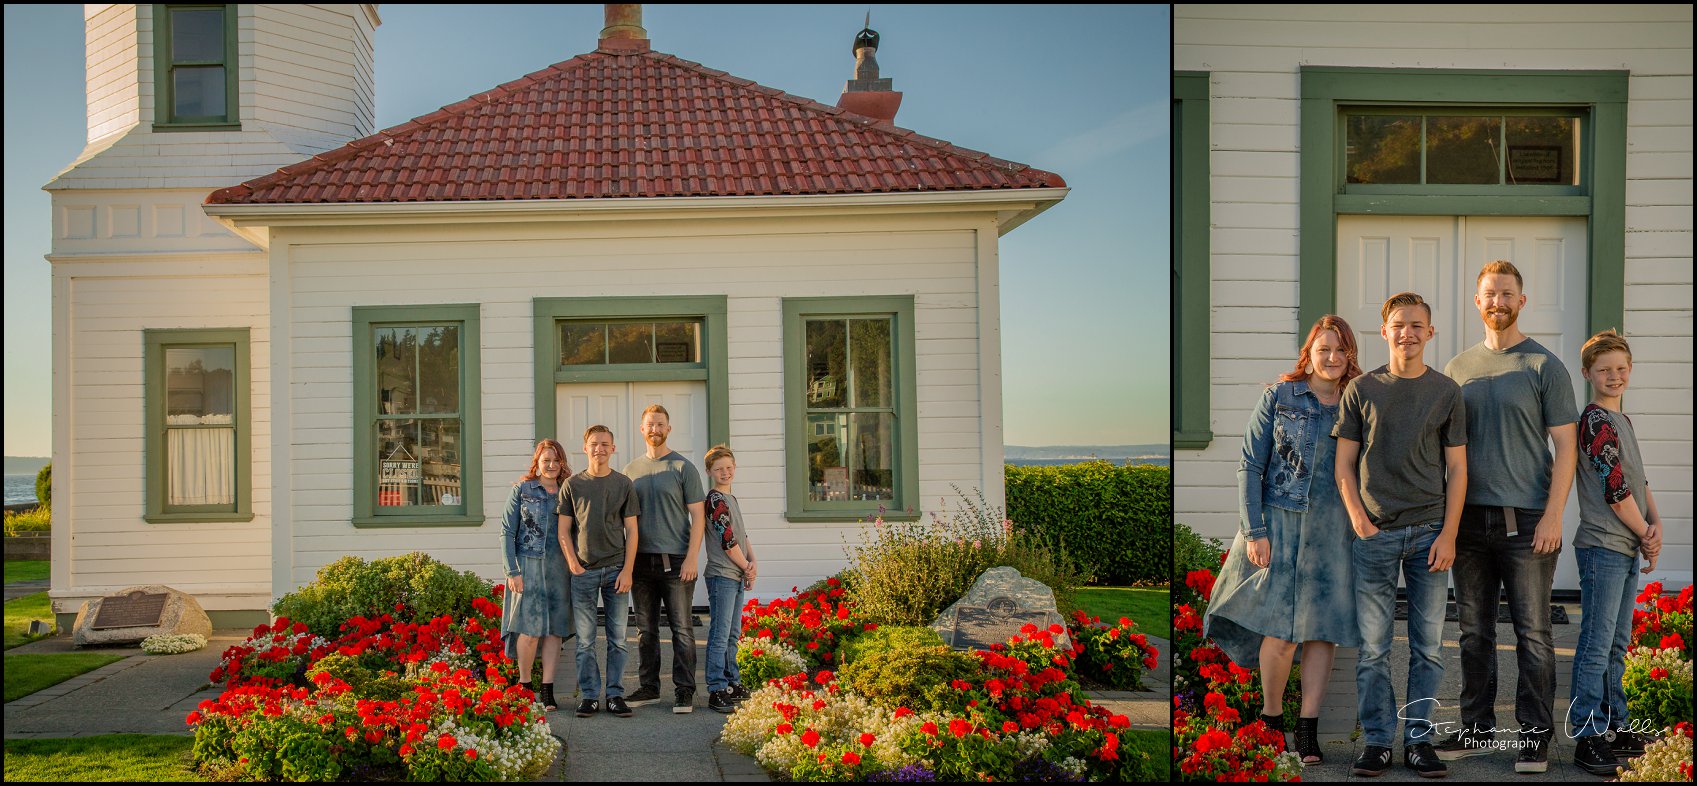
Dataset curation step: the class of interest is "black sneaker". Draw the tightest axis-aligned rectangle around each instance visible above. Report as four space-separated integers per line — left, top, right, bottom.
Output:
1514 734 1548 774
1434 728 1493 761
1405 742 1448 778
625 685 661 704
673 687 694 714
604 696 632 717
1352 745 1394 777
1573 735 1620 776
727 683 751 702
709 690 735 714
574 698 599 718
1608 729 1648 758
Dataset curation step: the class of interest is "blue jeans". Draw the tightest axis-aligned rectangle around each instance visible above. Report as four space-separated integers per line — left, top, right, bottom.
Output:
1354 521 1450 748
1568 547 1639 739
704 576 745 693
570 564 631 700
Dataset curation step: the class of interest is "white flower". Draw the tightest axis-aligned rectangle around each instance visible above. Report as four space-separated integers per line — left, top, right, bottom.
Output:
142 633 208 655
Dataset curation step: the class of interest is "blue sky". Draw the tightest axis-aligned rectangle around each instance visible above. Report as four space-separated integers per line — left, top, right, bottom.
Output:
2 4 1170 456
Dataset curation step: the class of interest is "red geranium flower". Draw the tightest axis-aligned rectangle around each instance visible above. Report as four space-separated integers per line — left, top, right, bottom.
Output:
438 733 457 751
801 728 821 748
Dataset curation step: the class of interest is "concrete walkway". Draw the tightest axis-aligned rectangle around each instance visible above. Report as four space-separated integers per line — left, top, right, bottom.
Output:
5 578 48 602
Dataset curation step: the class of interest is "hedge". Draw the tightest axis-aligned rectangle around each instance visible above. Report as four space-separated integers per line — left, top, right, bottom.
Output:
1004 461 1170 586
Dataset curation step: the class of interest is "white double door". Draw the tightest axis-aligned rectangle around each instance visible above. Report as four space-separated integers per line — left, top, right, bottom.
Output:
1337 215 1588 592
554 380 709 488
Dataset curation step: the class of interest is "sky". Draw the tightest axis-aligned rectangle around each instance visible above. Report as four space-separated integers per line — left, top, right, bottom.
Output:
1 4 1170 457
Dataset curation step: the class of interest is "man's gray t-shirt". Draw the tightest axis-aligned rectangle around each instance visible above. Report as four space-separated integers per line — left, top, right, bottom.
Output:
1333 365 1468 530
624 451 707 555
557 470 641 570
1445 338 1578 510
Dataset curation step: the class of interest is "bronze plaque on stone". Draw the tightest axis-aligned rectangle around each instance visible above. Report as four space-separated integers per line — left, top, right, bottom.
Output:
92 590 168 630
952 607 1050 651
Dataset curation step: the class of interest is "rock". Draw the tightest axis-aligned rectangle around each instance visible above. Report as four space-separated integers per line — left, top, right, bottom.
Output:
930 566 1071 652
72 585 213 648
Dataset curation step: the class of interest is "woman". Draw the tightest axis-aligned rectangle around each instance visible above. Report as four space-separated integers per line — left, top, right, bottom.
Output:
501 439 573 711
1204 315 1364 764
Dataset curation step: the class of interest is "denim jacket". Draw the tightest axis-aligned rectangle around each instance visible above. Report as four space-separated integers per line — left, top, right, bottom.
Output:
1237 380 1330 540
501 479 560 578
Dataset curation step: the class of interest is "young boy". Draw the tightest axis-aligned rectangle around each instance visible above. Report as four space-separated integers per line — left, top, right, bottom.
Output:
701 444 757 714
1569 330 1664 776
1334 291 1468 778
558 425 641 719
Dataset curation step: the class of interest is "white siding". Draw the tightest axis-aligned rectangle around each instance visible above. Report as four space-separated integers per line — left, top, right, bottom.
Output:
85 4 142 144
277 215 997 600
1175 5 1694 585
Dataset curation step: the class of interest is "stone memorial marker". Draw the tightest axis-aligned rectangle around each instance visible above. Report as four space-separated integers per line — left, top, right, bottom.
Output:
72 584 213 648
931 566 1071 652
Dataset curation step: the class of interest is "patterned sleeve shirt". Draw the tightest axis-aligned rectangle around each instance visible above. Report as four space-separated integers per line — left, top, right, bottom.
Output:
1580 405 1634 505
706 488 739 551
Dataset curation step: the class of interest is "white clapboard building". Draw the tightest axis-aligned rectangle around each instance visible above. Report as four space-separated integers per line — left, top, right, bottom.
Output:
1173 5 1693 591
44 4 1066 626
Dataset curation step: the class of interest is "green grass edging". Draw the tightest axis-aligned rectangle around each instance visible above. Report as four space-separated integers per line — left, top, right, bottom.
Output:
5 590 55 650
1074 587 1170 640
2 734 205 782
3 652 125 702
5 559 49 584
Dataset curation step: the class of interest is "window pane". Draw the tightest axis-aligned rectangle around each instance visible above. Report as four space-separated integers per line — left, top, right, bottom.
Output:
417 325 459 415
807 413 849 502
1426 116 1502 185
377 419 421 507
560 323 606 365
654 321 699 363
849 318 891 408
805 319 847 408
1506 116 1578 185
608 323 654 364
173 66 226 118
167 426 235 506
165 346 235 421
848 412 895 501
420 419 463 507
170 8 224 62
1346 115 1421 184
376 327 417 415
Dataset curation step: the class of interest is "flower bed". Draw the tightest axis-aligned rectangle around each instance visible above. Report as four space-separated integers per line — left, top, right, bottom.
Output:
1618 581 1696 780
141 633 206 655
1067 609 1159 691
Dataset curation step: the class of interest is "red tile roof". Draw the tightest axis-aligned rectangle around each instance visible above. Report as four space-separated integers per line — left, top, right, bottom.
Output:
207 49 1065 205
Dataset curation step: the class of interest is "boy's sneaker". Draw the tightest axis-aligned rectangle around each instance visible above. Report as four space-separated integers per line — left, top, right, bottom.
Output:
1404 743 1448 778
1573 735 1621 776
1434 728 1493 761
574 699 599 718
1514 734 1548 774
604 696 632 717
708 690 736 714
727 683 752 701
1352 745 1394 777
625 685 661 704
673 687 694 714
1607 729 1647 758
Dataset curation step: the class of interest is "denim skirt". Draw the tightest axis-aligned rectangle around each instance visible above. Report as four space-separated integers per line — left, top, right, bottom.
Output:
502 553 573 640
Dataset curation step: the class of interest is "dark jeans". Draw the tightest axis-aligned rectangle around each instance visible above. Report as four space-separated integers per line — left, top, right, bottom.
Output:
1453 505 1559 737
631 552 697 693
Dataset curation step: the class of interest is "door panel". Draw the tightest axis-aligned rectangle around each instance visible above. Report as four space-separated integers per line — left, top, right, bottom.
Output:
556 380 708 488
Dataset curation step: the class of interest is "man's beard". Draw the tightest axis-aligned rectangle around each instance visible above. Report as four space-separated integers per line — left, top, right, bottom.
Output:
1485 306 1518 330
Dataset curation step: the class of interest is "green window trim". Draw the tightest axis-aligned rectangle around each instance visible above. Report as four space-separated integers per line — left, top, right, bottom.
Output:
782 296 920 523
1173 71 1213 450
532 297 729 449
352 304 482 528
1299 67 1628 340
152 4 241 130
144 328 253 523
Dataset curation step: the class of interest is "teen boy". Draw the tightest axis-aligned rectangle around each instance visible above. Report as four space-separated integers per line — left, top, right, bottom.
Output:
1335 291 1468 778
557 425 641 718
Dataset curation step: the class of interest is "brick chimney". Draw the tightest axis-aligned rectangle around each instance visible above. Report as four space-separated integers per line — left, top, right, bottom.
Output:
836 19 901 122
599 4 650 53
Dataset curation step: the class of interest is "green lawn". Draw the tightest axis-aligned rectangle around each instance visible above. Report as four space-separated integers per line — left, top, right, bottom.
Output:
1122 727 1172 780
1074 586 1170 639
2 734 205 782
4 652 126 702
5 558 49 584
5 590 55 650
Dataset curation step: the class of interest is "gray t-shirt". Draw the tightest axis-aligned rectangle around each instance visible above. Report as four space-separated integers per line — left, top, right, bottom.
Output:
624 450 707 555
1445 338 1578 509
556 470 641 570
1333 365 1468 530
1575 404 1649 558
703 488 750 581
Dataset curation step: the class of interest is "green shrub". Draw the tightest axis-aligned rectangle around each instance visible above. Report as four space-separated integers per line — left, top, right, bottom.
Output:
838 625 944 665
839 644 980 712
34 463 51 510
1004 461 1169 586
271 553 493 638
846 490 1085 627
3 506 51 536
1172 521 1226 606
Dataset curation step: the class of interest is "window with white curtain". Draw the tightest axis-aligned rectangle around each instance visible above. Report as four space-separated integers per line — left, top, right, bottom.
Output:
146 329 251 522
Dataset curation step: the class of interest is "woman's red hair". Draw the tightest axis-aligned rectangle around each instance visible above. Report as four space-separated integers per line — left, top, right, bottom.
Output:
1279 315 1364 387
520 439 570 483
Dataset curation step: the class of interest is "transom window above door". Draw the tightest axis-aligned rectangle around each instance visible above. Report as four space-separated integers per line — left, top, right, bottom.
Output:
1343 109 1584 192
557 320 703 367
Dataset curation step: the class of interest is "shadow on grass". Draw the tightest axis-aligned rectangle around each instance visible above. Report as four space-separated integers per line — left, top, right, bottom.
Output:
2 734 204 782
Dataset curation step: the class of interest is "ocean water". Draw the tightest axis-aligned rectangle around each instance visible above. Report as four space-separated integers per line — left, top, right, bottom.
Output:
5 475 38 506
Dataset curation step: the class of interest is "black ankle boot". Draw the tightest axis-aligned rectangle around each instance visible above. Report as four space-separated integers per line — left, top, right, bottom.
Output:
1295 716 1322 763
539 683 558 711
1260 712 1285 732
